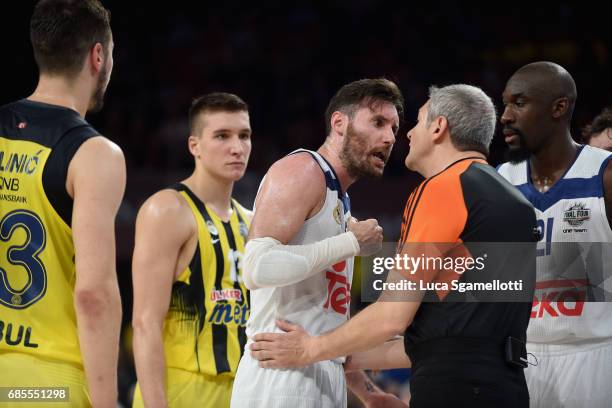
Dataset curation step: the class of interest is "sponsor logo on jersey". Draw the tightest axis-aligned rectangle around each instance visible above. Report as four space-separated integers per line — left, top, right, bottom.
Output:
531 279 586 318
211 288 243 302
208 302 249 326
324 261 351 315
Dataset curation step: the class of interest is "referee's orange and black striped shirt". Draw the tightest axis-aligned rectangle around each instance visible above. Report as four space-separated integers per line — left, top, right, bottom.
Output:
398 157 537 348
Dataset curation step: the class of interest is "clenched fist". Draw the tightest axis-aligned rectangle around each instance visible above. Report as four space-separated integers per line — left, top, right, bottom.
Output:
348 217 383 256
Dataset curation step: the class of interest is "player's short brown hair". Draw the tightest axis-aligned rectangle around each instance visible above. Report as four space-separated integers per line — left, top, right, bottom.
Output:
189 93 249 135
325 78 404 135
30 0 112 77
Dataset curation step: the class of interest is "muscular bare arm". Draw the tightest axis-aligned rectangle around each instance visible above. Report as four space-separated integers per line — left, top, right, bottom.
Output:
248 152 325 243
243 153 382 290
69 137 125 408
132 190 195 408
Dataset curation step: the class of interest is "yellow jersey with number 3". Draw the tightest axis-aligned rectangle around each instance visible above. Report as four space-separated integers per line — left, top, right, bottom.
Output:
0 99 99 367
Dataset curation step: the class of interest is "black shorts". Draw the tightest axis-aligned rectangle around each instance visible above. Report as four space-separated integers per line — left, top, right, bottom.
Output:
409 352 529 408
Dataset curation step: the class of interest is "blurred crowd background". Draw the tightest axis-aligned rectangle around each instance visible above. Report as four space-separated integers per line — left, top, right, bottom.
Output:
2 1 610 406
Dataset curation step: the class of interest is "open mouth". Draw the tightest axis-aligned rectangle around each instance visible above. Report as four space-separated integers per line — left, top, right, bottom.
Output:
370 151 386 166
373 152 386 161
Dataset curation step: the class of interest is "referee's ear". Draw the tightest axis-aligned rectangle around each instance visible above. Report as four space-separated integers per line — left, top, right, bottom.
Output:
430 115 449 143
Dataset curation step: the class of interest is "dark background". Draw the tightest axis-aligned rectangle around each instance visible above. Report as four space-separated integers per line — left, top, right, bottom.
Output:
2 1 610 406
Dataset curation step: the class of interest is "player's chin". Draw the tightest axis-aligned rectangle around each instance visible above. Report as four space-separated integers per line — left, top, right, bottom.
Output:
367 157 386 176
506 145 531 164
366 164 385 178
223 169 247 181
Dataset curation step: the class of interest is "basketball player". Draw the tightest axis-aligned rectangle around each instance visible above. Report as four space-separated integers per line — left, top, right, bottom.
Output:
497 62 612 407
131 93 253 407
582 107 612 152
249 84 538 408
230 78 404 408
0 1 122 407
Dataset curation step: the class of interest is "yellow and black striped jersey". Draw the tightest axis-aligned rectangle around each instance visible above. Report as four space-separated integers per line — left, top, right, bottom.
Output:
0 99 99 366
162 183 250 377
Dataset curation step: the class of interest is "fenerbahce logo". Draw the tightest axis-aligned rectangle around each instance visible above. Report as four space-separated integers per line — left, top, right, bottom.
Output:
206 220 219 236
563 203 590 227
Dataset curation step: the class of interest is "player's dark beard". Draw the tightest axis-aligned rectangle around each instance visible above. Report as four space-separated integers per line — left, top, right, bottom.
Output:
505 126 531 164
339 122 383 179
89 60 110 113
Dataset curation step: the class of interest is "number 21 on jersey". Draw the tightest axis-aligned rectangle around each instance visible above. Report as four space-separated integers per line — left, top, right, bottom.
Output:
537 217 554 257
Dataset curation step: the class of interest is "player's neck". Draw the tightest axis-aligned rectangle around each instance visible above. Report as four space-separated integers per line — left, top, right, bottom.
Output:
183 171 234 220
29 75 90 117
317 143 356 193
529 132 578 179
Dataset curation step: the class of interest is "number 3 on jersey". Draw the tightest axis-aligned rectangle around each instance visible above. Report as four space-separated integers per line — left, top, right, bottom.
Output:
0 210 47 309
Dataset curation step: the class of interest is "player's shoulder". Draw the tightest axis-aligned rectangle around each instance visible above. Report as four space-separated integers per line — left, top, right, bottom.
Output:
141 188 191 218
70 136 125 186
269 151 323 176
136 188 196 241
583 144 612 160
68 136 125 201
496 159 527 185
265 151 325 189
496 159 524 172
583 145 612 176
77 135 124 160
255 150 326 214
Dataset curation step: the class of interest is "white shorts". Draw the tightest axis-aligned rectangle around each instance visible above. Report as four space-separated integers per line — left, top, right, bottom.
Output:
526 339 612 408
230 350 347 408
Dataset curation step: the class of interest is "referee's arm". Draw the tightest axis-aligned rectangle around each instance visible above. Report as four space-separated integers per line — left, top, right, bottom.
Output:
251 287 419 369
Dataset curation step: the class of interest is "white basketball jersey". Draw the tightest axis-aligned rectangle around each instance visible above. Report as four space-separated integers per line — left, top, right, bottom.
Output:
498 145 612 343
246 149 354 357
